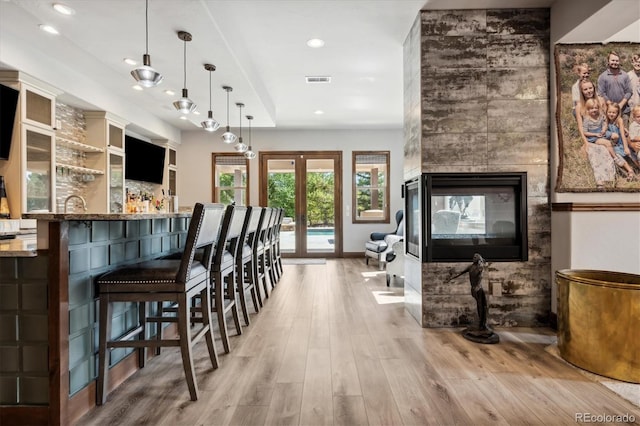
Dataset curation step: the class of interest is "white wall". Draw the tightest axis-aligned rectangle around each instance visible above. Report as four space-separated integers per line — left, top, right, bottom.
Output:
549 0 640 313
178 128 404 254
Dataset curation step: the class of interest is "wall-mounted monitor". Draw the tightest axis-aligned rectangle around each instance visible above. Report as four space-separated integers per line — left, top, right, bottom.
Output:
0 83 20 160
124 135 165 184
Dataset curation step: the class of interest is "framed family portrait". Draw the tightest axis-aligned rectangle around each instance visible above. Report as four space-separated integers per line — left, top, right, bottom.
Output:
555 42 640 192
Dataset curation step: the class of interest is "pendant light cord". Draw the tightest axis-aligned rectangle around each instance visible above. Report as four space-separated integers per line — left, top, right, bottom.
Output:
208 72 212 110
183 38 187 89
226 91 230 127
144 0 149 54
238 105 243 139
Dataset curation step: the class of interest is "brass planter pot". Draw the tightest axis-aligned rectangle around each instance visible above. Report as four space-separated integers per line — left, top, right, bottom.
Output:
556 269 640 383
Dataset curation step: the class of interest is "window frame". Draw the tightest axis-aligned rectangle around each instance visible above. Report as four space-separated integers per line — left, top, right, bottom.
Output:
352 150 390 223
211 153 250 205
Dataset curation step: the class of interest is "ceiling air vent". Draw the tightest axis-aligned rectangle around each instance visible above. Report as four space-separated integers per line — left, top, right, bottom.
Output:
305 76 332 84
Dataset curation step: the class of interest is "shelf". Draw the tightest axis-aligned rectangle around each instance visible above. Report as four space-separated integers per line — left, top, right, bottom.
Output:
56 137 104 153
56 163 105 175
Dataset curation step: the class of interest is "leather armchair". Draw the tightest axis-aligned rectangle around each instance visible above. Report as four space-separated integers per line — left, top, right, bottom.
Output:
364 210 403 269
385 240 405 286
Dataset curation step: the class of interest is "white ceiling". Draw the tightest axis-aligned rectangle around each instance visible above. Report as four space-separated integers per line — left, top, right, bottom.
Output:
1 0 634 141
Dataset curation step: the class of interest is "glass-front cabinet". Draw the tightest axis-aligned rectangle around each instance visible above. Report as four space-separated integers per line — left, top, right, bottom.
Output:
108 150 124 213
24 124 55 212
85 111 127 213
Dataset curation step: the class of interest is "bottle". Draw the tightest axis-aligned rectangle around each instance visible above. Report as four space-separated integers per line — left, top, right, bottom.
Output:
0 176 10 218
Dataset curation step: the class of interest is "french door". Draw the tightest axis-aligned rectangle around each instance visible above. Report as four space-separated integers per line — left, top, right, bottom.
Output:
259 151 342 257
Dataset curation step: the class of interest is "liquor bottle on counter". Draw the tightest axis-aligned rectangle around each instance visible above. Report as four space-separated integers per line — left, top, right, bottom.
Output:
0 176 10 219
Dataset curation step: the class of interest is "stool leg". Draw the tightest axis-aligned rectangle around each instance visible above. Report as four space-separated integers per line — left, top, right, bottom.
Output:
236 261 251 326
259 251 270 300
138 302 146 368
199 285 218 369
177 293 198 401
97 295 113 405
228 270 243 336
214 272 230 354
155 301 163 356
248 260 260 314
251 257 263 308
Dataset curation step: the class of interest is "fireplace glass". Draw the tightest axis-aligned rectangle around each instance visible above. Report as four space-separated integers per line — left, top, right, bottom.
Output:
404 177 421 259
423 172 527 262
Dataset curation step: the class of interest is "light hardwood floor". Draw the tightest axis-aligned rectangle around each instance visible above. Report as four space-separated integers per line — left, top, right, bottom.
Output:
77 259 640 426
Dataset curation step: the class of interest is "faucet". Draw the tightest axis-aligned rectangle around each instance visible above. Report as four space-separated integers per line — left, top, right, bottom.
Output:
64 195 87 213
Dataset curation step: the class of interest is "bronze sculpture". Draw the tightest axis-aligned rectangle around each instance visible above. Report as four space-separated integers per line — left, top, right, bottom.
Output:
448 253 500 344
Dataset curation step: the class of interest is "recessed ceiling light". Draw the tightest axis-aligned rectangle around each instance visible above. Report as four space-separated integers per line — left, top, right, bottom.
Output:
124 58 137 66
179 116 188 120
306 76 331 84
314 110 324 115
193 110 200 115
132 85 143 91
164 90 175 96
53 3 75 15
39 24 59 35
306 38 325 48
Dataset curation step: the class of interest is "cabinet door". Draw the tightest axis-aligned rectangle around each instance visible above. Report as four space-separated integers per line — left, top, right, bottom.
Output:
24 124 55 212
23 85 55 129
108 150 124 213
108 123 123 150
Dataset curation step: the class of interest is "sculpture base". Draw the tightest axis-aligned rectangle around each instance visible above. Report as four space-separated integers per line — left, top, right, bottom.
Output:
462 327 500 344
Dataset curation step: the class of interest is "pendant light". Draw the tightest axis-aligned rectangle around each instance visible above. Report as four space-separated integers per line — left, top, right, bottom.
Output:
201 64 220 131
221 86 237 144
244 115 256 159
131 0 163 87
234 103 248 153
173 31 196 114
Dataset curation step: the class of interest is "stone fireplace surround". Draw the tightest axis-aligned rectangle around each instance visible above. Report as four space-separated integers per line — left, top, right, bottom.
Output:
403 8 551 328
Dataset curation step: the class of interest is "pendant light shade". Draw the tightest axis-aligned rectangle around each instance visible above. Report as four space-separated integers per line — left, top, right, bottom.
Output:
173 31 196 114
234 103 248 153
131 0 163 87
244 115 256 159
201 64 220 132
221 86 237 144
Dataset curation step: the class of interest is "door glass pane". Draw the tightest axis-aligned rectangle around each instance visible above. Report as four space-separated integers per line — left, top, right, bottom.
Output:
306 158 335 253
109 152 123 213
26 129 52 212
267 158 295 252
169 169 177 196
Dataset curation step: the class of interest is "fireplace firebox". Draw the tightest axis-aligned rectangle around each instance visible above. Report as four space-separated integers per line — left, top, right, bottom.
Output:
405 172 528 262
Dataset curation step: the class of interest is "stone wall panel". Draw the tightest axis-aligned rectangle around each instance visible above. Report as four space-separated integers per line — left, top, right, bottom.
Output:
422 36 487 69
422 10 486 36
408 8 551 328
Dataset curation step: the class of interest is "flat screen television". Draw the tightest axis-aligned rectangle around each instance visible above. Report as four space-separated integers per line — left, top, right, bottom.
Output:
0 83 20 160
124 135 166 184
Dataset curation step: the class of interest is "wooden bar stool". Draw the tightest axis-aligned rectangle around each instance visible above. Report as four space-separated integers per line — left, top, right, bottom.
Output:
263 208 278 289
236 206 262 325
271 208 284 282
96 203 225 405
256 207 274 299
211 204 245 353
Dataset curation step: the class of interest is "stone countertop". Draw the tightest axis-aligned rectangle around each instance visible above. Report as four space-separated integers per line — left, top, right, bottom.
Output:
22 211 192 221
0 234 38 257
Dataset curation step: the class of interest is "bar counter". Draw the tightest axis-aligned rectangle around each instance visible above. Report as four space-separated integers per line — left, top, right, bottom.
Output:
0 212 192 426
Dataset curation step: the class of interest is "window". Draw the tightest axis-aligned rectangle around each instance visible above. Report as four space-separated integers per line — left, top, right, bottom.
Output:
212 153 249 205
352 151 389 223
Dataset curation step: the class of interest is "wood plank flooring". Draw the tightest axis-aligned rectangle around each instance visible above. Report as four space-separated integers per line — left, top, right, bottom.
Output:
77 259 640 426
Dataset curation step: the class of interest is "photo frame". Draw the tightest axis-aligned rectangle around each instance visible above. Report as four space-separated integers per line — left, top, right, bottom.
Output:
555 42 640 192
